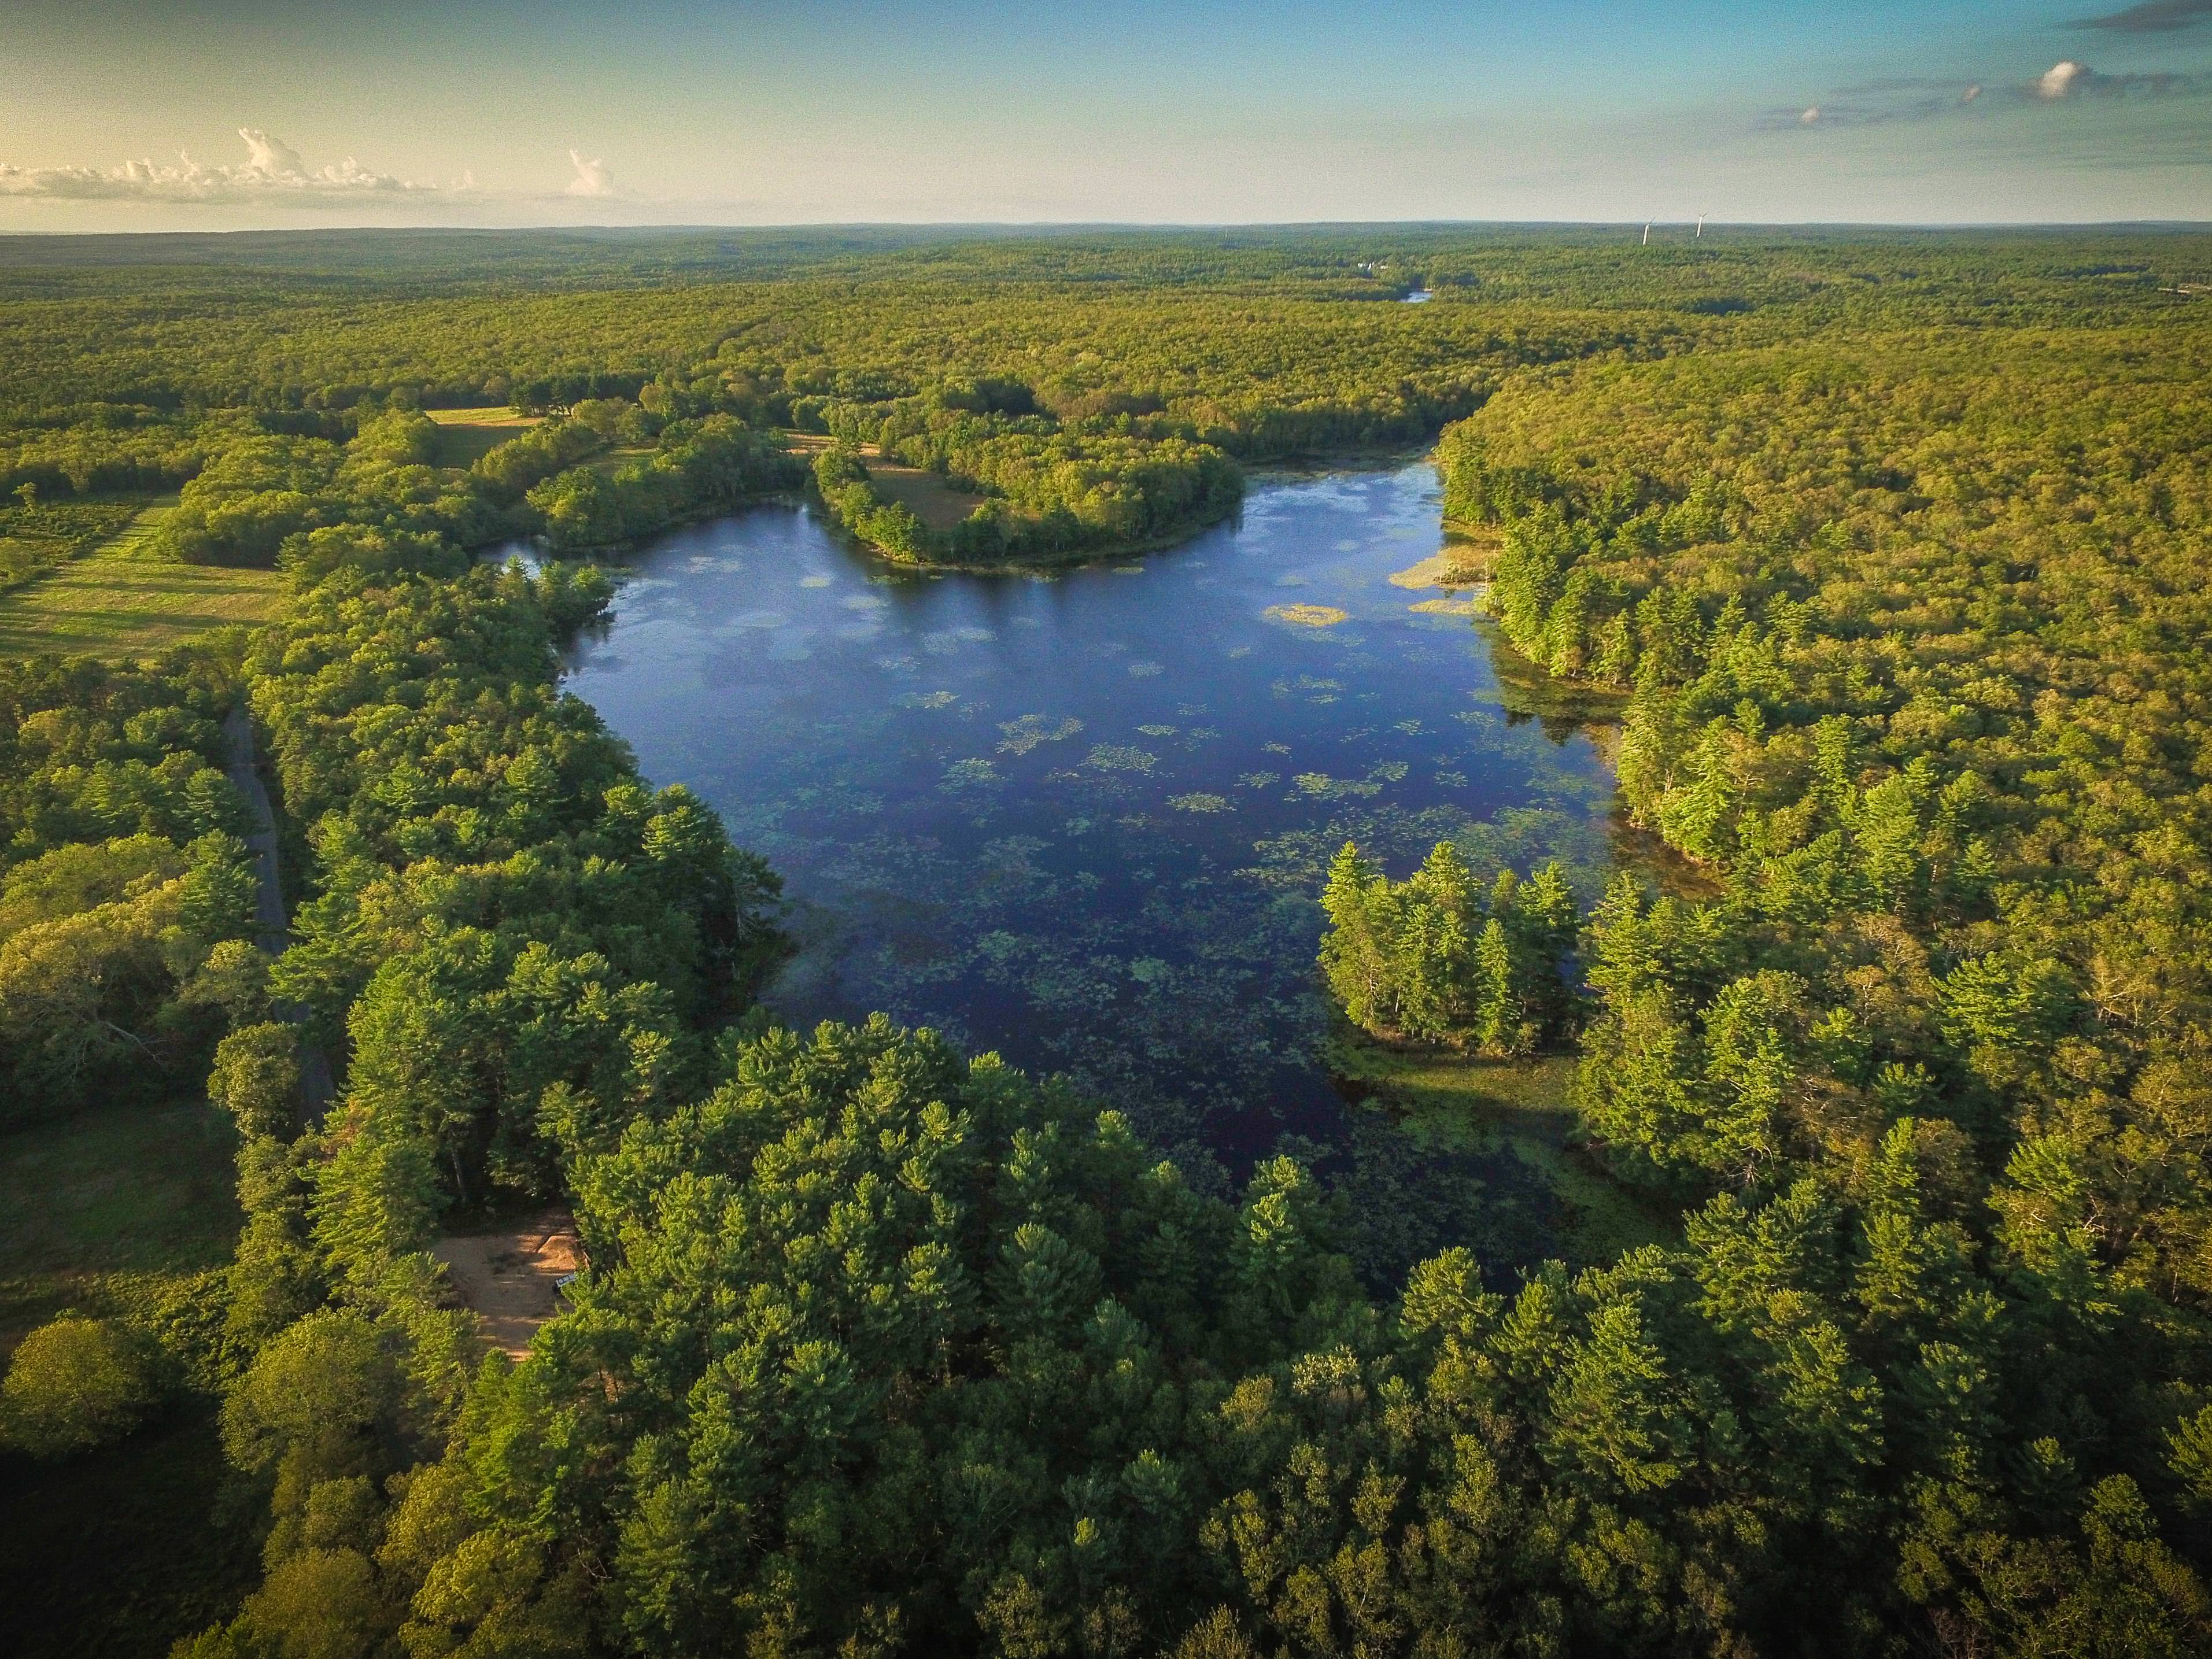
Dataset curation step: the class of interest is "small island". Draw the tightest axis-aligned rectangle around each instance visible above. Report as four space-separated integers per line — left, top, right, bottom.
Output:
799 392 1243 566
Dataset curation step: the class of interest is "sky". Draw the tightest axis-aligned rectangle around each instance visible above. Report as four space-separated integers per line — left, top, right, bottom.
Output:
2 0 2209 230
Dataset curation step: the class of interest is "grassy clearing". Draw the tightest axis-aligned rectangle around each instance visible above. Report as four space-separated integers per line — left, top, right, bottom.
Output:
785 431 984 531
585 444 657 478
0 1099 241 1350
423 405 541 467
1324 1025 1681 1266
862 456 983 531
0 502 287 659
0 1100 254 1658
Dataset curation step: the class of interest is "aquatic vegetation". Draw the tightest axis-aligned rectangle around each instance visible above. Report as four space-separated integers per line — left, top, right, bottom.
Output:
1238 771 1281 789
977 836 1050 870
996 712 1084 753
896 689 959 708
940 758 1002 790
1387 551 1486 589
1084 744 1158 773
34 228 2212 1659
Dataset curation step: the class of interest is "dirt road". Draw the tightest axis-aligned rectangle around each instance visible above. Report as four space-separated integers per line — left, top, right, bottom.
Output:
221 704 336 1122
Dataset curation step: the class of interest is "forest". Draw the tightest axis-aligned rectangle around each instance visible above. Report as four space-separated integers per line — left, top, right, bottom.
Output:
1 225 2210 1659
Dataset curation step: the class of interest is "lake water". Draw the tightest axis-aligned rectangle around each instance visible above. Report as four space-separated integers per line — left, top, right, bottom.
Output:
564 462 1621 1277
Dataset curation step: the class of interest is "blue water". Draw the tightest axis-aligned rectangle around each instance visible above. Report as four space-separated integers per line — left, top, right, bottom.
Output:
564 463 1615 1247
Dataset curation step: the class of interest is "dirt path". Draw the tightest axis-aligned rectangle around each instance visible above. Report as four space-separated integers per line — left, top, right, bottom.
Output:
221 705 336 1122
433 1210 582 1358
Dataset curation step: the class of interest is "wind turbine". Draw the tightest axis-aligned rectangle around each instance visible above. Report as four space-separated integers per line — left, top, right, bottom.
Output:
1642 222 1650 245
1696 214 1705 240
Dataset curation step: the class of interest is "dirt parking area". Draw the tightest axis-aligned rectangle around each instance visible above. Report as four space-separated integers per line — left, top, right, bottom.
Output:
434 1209 582 1358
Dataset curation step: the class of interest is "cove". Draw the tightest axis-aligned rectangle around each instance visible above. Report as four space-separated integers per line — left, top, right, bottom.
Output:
563 462 1626 1281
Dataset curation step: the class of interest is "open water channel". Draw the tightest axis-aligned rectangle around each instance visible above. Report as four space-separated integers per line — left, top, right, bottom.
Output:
562 461 1624 1280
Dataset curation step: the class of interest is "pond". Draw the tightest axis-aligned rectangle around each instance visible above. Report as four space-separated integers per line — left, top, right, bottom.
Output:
563 462 1628 1281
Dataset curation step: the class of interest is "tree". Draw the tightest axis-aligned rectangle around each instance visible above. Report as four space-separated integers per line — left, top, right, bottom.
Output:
1319 841 1582 1054
208 1021 303 1140
2 1314 162 1457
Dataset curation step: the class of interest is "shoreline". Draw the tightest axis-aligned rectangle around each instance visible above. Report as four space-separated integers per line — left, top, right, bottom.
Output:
528 442 1461 576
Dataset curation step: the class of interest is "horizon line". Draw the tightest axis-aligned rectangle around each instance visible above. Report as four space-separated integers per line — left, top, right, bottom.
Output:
3 217 2212 241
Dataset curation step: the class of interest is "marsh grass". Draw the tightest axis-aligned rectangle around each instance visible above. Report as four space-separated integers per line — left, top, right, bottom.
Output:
1321 1024 1680 1267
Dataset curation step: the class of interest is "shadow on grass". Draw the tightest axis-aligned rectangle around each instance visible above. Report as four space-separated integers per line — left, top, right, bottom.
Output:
0 1402 262 1659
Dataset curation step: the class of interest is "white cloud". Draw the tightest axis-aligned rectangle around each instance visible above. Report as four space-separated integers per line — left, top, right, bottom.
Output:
567 150 615 197
237 128 309 178
0 128 452 205
1764 61 2196 131
0 131 638 212
2040 61 2088 98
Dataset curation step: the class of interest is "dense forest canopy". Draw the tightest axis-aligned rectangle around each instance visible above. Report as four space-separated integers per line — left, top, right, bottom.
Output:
2 226 2211 1659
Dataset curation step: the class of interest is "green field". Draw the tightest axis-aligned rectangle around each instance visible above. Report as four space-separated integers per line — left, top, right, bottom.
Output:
0 497 146 598
0 502 287 658
423 405 541 467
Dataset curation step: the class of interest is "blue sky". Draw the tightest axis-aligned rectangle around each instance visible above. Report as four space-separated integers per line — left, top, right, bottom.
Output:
2 1 2207 227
